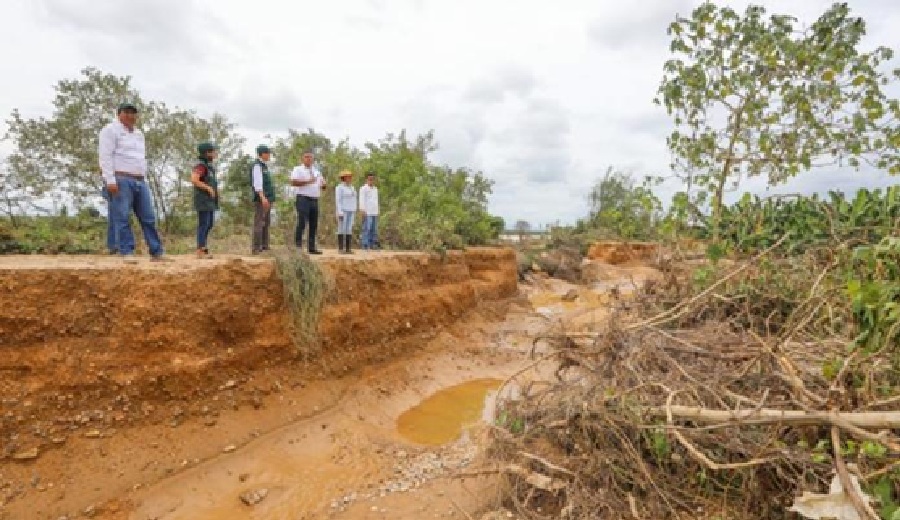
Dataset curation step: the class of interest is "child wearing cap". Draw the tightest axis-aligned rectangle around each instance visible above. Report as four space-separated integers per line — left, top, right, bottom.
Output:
335 170 357 254
191 142 219 259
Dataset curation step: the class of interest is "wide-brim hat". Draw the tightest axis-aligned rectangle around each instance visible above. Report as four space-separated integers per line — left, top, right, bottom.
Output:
338 170 353 179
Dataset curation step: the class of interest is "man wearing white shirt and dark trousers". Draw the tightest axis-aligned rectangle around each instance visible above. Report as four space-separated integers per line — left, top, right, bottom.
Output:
98 102 169 263
359 172 380 250
289 150 326 254
251 145 274 254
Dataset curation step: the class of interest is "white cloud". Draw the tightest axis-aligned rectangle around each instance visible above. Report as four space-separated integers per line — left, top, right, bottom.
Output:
2 0 900 227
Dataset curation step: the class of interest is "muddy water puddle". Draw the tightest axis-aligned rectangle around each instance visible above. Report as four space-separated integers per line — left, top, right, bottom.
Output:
397 379 503 445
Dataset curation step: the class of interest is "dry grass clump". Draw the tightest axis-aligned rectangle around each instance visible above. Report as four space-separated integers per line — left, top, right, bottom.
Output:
489 247 900 520
274 249 334 358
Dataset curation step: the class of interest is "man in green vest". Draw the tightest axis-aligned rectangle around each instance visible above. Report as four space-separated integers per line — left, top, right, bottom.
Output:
191 141 219 259
251 145 275 254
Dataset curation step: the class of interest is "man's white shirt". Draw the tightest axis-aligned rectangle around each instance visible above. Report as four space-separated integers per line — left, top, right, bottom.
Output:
98 121 147 185
359 185 379 215
290 164 323 198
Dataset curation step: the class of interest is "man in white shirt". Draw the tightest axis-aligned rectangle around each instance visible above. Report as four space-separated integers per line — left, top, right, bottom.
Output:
289 150 326 254
250 145 275 254
98 102 169 262
359 172 380 250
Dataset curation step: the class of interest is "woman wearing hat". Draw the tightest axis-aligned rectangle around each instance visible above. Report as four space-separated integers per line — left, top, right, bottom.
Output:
335 170 357 254
191 141 219 259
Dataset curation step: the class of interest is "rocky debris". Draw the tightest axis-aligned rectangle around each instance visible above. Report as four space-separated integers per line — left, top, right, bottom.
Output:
239 488 268 506
586 241 659 265
222 444 237 453
329 441 478 512
11 448 39 461
561 289 579 302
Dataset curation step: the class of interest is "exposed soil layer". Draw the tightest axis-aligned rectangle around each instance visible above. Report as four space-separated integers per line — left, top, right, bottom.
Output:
0 248 517 519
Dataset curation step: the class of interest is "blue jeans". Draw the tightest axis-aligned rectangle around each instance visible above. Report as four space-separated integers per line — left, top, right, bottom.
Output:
110 176 163 256
197 211 214 249
337 211 355 234
101 187 117 253
361 215 379 249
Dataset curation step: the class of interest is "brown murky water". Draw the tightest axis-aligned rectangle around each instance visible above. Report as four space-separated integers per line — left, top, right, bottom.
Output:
396 379 503 445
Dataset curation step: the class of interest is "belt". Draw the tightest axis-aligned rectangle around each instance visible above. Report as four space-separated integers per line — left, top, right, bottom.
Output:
296 194 319 199
115 171 145 180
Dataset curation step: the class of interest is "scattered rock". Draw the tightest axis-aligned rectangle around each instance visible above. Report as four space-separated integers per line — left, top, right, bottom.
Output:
12 448 39 461
239 488 268 506
84 430 102 438
223 380 237 390
238 473 249 483
561 289 579 302
222 444 237 453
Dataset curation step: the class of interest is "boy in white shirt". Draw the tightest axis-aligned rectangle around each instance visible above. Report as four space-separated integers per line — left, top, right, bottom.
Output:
335 170 358 254
359 172 380 250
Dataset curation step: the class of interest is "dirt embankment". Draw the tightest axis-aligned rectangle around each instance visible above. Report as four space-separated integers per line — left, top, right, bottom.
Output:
0 249 516 474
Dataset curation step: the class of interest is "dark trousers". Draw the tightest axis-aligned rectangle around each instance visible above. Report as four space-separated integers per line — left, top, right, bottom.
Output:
197 211 214 249
252 200 271 252
295 195 319 251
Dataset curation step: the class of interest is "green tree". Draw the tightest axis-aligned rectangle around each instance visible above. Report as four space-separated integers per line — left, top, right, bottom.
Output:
219 153 255 227
658 3 900 233
587 168 661 239
4 67 243 230
5 67 138 210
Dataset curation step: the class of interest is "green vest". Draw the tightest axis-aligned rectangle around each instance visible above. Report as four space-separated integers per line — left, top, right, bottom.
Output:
251 159 275 202
192 159 219 212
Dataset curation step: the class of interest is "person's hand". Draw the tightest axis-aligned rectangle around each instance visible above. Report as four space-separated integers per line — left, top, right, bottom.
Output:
106 183 119 196
207 186 216 198
261 197 271 210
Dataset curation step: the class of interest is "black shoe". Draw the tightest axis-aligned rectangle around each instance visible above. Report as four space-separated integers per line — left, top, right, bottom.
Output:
308 249 323 255
344 235 353 255
337 234 345 253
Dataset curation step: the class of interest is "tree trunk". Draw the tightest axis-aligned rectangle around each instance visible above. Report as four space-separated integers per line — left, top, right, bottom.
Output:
711 103 747 240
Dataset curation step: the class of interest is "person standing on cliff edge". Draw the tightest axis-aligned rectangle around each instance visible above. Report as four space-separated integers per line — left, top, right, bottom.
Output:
289 149 326 255
251 144 275 254
191 141 219 259
359 172 380 250
98 102 171 263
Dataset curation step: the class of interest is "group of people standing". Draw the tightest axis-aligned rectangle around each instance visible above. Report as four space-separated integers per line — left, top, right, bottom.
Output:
98 102 380 261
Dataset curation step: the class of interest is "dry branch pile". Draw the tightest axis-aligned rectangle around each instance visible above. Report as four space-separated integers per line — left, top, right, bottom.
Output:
490 250 900 519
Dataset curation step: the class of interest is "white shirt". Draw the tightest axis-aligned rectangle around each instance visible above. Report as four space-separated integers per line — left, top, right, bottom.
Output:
251 163 264 192
290 164 324 198
98 120 147 185
359 184 379 216
335 184 357 215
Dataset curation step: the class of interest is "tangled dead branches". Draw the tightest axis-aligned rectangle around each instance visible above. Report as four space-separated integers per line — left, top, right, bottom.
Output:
489 247 900 520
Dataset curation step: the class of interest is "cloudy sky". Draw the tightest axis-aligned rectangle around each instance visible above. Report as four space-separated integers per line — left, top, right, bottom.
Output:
2 0 900 227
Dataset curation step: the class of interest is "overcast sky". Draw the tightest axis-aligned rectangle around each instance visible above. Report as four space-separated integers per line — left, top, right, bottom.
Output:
2 0 900 227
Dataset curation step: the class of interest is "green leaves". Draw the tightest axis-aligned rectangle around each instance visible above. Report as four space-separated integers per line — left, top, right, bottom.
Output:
659 3 900 226
586 168 662 240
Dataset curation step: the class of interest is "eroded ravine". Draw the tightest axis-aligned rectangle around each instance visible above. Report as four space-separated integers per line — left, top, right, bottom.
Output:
0 248 659 520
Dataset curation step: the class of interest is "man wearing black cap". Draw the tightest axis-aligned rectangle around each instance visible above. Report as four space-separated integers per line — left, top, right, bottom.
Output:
289 150 326 254
98 102 170 263
251 145 275 254
191 141 219 259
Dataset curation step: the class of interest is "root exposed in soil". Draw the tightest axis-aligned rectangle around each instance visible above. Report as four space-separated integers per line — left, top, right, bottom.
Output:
489 249 900 520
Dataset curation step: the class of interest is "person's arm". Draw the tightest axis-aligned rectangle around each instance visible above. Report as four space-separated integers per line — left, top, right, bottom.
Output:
336 186 343 217
359 186 367 217
289 167 316 186
98 126 117 187
251 164 269 208
191 165 215 196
